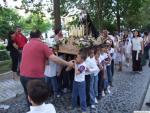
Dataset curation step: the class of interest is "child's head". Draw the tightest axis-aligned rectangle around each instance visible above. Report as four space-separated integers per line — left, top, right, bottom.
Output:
94 47 100 59
76 49 87 64
27 80 50 105
100 44 107 53
88 46 95 58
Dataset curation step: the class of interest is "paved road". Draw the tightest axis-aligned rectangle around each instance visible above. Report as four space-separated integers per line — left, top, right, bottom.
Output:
0 65 150 113
0 72 23 102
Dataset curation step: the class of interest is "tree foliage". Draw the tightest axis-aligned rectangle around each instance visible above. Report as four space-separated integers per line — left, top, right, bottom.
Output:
0 0 150 34
0 8 21 39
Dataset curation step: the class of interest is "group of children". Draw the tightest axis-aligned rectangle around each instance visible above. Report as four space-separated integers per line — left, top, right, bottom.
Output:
19 30 150 113
25 31 136 113
43 38 116 112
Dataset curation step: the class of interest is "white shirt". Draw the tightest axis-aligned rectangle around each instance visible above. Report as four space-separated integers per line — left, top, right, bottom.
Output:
74 62 86 82
45 37 56 47
27 103 56 113
99 53 109 68
85 56 100 76
99 53 108 63
44 60 57 77
109 48 115 59
125 38 132 54
132 37 143 51
56 55 65 76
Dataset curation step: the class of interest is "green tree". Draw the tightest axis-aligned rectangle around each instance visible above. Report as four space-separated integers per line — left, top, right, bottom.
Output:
22 13 52 35
0 7 21 39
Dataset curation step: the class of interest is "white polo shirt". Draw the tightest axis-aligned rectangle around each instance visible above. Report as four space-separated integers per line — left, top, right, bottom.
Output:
44 60 57 77
132 37 143 51
27 103 56 113
85 56 100 76
74 62 86 82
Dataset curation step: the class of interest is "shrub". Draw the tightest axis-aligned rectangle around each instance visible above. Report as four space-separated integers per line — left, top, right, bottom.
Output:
0 50 10 61
0 44 6 50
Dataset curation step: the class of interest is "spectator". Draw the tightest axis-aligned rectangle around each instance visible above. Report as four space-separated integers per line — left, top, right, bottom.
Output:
20 29 74 109
131 31 144 73
13 26 27 74
6 31 19 80
27 79 56 113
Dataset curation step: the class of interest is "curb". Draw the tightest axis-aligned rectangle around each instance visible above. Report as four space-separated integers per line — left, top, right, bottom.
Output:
140 65 150 110
141 76 150 110
0 71 12 76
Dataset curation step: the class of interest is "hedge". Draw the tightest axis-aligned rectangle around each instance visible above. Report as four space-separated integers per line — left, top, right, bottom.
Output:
0 50 10 61
0 44 6 50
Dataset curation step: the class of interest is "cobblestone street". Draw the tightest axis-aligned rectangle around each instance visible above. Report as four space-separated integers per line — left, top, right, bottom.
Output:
0 65 150 113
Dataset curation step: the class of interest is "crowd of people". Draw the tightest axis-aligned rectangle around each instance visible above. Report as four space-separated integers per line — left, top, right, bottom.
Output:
6 27 150 113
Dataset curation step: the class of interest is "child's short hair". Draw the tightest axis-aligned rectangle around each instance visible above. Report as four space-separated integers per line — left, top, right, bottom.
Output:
79 48 88 61
87 46 95 55
99 44 107 48
27 80 50 105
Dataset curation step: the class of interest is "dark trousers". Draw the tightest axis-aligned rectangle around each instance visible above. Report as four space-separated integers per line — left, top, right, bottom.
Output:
57 68 72 92
57 75 63 92
20 76 45 108
98 70 105 96
68 69 74 91
62 70 69 89
106 65 112 85
85 75 90 106
10 52 19 72
45 76 59 95
111 60 114 76
144 47 149 59
17 49 22 75
132 50 142 71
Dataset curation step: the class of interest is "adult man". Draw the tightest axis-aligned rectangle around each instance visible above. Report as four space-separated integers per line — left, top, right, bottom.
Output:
14 26 27 50
13 26 27 74
20 30 73 108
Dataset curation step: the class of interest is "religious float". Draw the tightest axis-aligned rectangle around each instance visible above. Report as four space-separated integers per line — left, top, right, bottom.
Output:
57 12 102 55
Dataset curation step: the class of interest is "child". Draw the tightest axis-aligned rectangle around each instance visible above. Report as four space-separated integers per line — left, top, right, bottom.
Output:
27 79 56 113
124 37 132 67
116 40 124 71
94 47 103 100
85 47 100 108
105 44 113 93
98 44 108 97
56 53 66 93
44 48 60 98
66 50 87 113
106 40 114 86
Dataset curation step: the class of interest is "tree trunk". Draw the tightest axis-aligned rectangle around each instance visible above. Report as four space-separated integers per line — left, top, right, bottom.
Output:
96 0 103 30
53 0 61 30
116 12 120 32
116 0 120 32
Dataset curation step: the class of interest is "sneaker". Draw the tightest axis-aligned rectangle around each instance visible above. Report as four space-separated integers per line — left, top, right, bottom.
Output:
95 98 98 104
0 104 10 110
63 88 67 93
138 71 142 74
68 106 76 111
102 91 105 97
91 105 96 109
97 95 102 100
146 102 150 107
107 86 111 94
56 94 60 98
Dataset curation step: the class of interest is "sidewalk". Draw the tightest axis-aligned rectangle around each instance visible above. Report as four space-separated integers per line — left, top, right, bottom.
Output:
141 81 150 111
0 72 23 102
